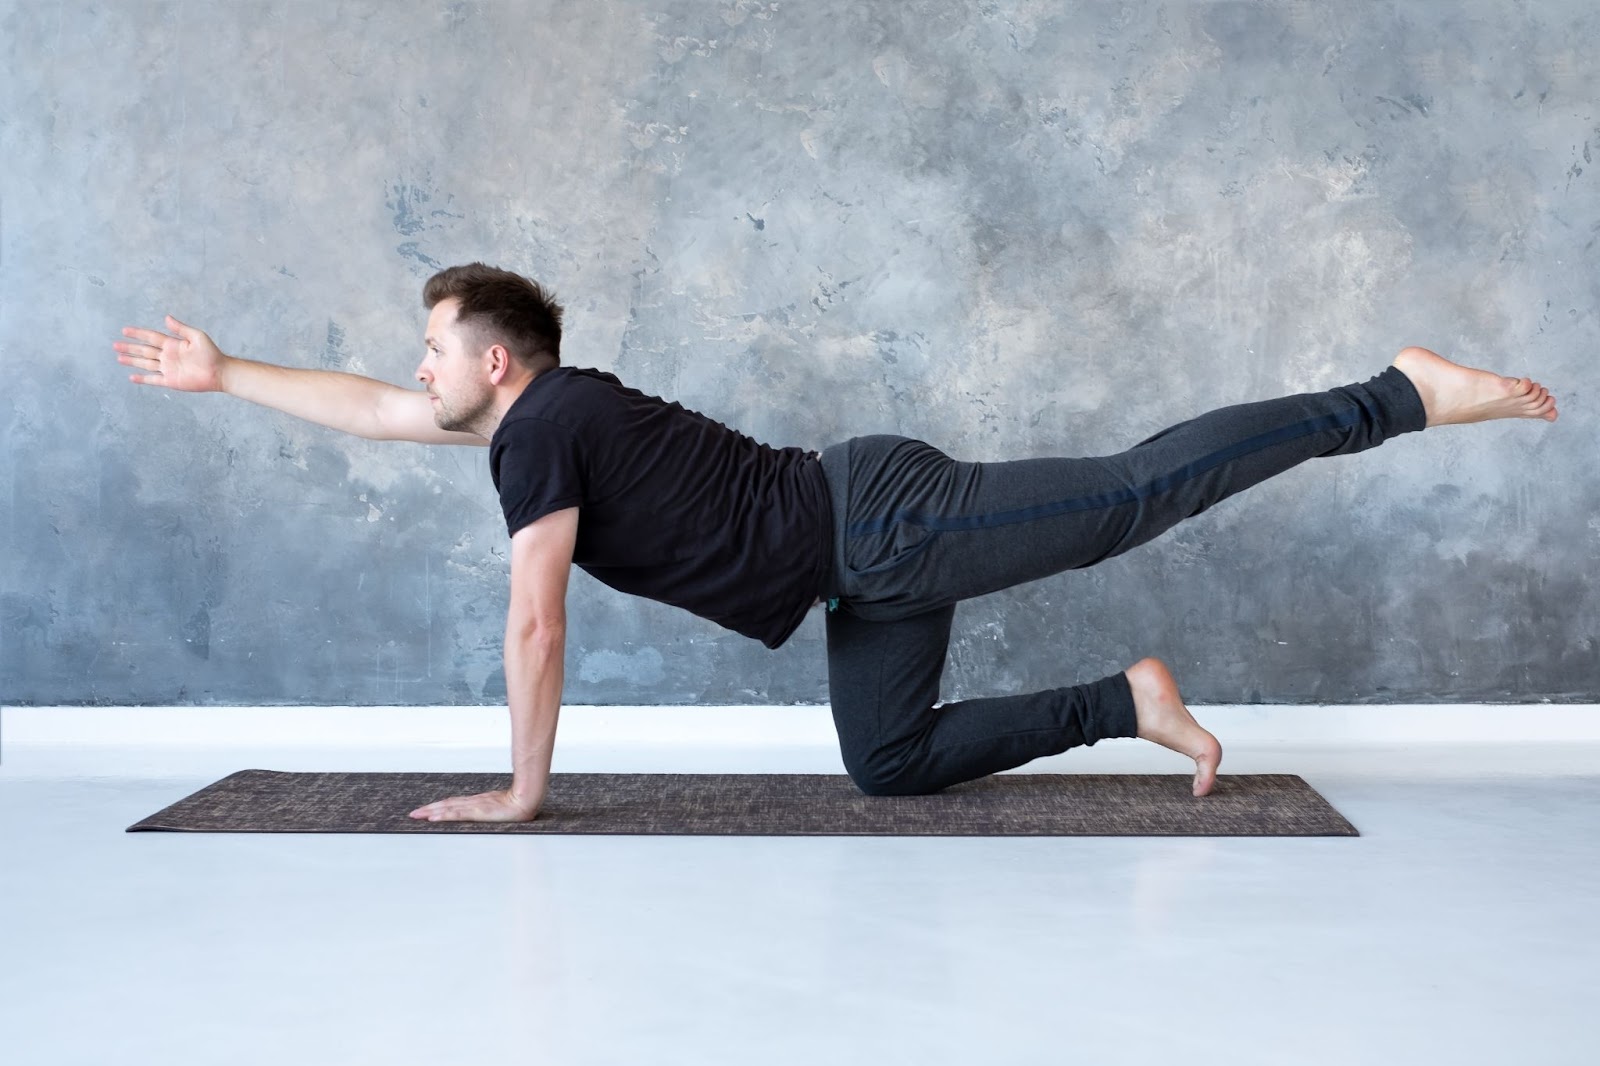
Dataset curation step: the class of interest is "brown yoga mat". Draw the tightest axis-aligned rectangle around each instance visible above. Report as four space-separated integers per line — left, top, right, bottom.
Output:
125 769 1358 836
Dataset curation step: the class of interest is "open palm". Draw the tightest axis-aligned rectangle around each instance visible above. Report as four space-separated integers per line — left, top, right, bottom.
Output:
113 314 225 393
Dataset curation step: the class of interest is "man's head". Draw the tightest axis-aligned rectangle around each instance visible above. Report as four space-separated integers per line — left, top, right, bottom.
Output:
416 262 565 436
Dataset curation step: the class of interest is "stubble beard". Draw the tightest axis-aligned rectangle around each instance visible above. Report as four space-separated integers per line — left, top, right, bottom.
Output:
438 388 493 435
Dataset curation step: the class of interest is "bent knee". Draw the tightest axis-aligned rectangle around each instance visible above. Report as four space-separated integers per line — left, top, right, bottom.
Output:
846 759 945 797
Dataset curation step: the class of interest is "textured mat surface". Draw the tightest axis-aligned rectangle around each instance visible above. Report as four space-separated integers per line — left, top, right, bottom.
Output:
125 770 1359 835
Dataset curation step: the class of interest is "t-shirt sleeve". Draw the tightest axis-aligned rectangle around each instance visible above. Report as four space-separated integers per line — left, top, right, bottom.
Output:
495 418 584 537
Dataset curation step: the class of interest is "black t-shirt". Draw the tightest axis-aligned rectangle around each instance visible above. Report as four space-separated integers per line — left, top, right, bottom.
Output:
488 367 833 650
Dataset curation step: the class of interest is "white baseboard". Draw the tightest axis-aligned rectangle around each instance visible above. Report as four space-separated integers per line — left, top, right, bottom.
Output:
4 705 1599 780
4 702 1598 747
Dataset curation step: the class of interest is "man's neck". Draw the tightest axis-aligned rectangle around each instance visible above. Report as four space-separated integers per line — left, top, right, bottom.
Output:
480 368 547 438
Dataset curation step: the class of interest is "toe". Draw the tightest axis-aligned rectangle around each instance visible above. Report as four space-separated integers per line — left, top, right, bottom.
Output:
1191 741 1221 797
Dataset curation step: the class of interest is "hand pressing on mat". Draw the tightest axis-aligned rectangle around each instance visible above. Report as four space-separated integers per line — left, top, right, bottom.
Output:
409 787 543 823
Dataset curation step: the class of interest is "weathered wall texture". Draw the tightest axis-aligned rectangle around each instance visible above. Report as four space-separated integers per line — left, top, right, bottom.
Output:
3 1 1595 706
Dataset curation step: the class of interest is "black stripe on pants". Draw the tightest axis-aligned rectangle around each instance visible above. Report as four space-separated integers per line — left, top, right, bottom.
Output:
816 366 1428 796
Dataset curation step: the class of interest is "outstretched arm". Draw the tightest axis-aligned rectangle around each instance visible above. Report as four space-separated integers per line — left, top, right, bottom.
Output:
115 315 486 445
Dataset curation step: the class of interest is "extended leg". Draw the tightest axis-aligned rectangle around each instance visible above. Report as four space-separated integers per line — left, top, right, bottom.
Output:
837 366 1427 620
835 352 1558 622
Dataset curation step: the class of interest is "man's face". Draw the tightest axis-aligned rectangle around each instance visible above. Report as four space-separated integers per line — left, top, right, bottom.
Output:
416 298 495 433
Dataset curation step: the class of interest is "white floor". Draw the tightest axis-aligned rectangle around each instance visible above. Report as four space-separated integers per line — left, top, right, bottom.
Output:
2 738 1598 1066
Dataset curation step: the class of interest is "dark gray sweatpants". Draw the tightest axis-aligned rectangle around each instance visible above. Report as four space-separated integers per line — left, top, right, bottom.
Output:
815 366 1428 796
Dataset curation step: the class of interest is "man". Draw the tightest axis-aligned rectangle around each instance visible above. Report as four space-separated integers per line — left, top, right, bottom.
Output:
115 262 1559 822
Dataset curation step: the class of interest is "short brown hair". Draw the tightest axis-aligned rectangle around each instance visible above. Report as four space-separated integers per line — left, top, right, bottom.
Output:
422 262 564 373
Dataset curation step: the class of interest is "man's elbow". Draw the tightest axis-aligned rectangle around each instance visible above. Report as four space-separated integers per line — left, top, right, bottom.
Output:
508 617 567 645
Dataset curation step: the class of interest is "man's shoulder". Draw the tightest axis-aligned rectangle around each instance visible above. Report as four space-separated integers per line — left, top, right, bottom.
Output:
526 366 629 408
502 368 619 428
547 366 624 389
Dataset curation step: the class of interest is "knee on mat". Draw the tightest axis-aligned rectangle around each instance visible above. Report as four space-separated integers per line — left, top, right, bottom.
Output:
846 758 943 797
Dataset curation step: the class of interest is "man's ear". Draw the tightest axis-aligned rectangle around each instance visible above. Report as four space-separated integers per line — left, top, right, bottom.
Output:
488 344 515 385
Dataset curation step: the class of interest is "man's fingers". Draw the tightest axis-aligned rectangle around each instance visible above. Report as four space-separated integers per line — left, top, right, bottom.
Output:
166 314 197 339
409 791 519 821
412 799 494 820
121 326 175 345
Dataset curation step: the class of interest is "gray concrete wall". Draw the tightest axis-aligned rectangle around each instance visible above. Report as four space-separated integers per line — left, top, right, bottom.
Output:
3 0 1595 708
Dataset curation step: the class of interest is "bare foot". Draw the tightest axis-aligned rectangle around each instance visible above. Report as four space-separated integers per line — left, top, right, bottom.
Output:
1391 346 1559 427
1125 657 1222 797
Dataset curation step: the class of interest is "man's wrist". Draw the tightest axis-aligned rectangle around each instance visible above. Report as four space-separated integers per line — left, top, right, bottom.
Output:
215 353 237 394
509 778 547 809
